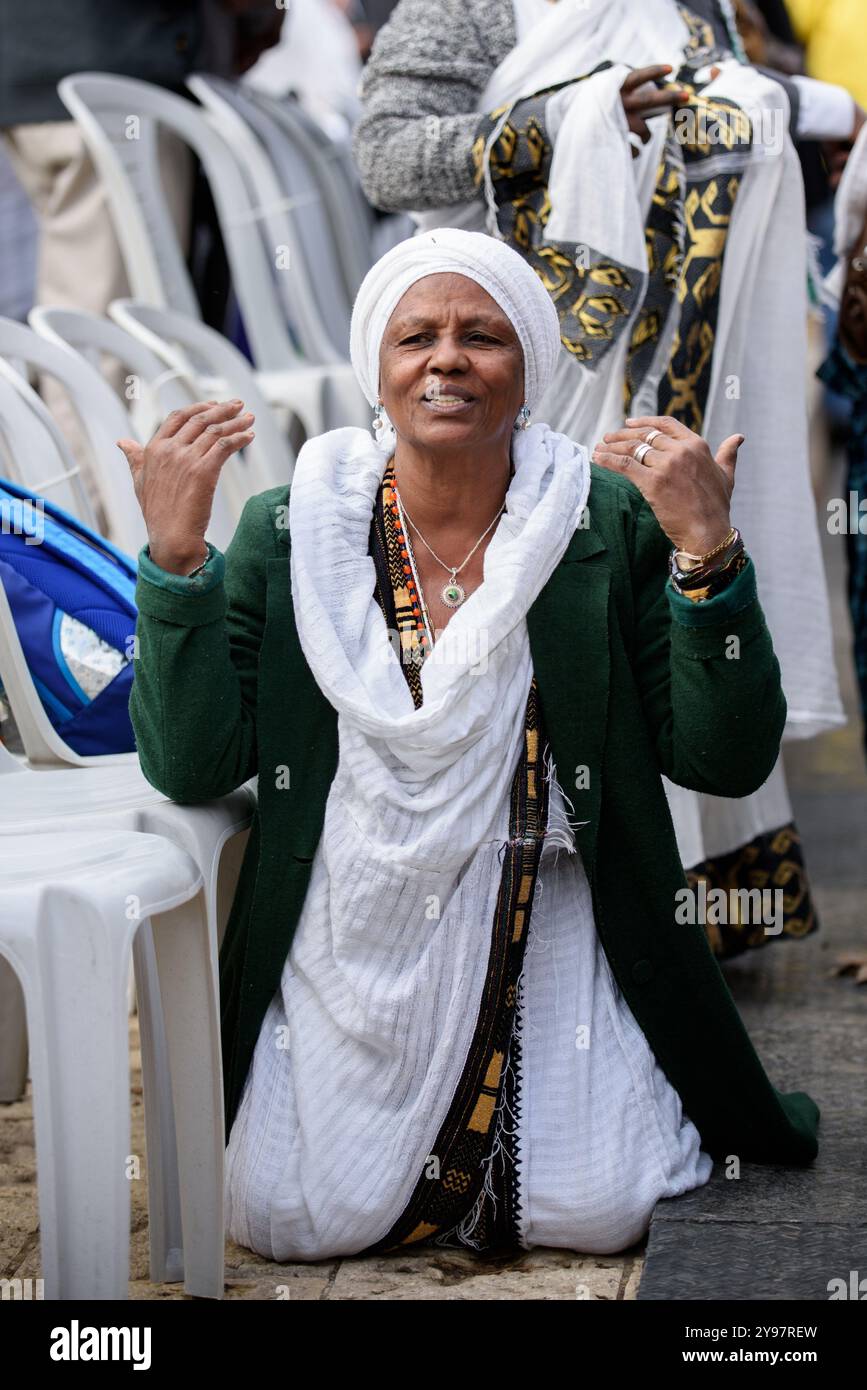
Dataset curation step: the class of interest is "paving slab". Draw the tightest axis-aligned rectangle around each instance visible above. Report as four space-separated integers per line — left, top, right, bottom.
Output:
324 1247 641 1301
639 1221 867 1300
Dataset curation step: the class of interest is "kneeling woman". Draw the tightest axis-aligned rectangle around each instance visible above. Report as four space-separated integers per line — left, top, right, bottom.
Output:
123 229 818 1261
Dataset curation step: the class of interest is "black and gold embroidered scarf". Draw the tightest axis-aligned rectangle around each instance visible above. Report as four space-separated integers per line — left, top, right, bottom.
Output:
472 4 753 433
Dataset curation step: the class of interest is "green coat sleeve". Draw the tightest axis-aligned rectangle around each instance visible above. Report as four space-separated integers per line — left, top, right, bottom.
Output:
627 493 788 798
129 491 282 803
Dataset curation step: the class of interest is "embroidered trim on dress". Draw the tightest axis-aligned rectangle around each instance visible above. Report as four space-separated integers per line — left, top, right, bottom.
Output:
363 462 552 1253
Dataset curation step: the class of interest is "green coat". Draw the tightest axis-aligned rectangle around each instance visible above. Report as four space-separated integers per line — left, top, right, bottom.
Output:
129 466 820 1165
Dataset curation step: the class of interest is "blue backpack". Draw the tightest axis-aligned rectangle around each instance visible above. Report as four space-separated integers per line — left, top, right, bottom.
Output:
0 478 137 756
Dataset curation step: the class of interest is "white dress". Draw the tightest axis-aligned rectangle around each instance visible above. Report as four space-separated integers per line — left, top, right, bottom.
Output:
225 776 713 1261
514 783 713 1253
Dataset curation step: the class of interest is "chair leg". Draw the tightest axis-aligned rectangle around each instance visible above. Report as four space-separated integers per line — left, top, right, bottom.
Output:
0 955 28 1102
134 821 247 1282
26 904 134 1300
132 921 184 1283
214 827 249 950
148 890 225 1300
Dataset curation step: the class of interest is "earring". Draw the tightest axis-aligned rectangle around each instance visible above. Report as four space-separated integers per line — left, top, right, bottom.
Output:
371 400 397 455
514 404 531 431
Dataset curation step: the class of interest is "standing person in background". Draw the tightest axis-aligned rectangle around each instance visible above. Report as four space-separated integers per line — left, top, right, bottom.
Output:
819 130 867 764
0 0 282 534
244 0 364 142
781 0 867 266
785 1 867 113
354 0 857 960
784 1 867 430
734 0 803 75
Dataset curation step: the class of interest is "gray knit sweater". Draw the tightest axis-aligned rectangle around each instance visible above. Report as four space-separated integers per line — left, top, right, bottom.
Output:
354 0 514 213
352 0 795 214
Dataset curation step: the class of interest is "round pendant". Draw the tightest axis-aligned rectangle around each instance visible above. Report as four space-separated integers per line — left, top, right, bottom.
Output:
441 580 466 608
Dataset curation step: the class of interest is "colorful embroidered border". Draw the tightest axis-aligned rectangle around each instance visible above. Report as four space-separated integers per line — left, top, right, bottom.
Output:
370 460 427 708
687 821 819 960
364 466 551 1252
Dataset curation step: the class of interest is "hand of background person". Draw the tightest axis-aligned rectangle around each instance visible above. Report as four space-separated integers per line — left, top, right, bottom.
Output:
620 65 690 155
117 401 255 575
839 204 867 364
235 16 284 74
223 0 286 75
823 104 867 190
591 415 742 556
734 0 770 65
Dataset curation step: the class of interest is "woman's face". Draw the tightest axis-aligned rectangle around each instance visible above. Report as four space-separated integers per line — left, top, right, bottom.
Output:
378 273 525 455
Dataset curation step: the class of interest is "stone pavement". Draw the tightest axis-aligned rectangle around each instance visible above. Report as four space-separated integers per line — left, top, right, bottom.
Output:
640 481 867 1300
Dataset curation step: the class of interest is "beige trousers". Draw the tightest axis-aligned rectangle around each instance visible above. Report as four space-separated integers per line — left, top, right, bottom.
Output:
1 120 192 538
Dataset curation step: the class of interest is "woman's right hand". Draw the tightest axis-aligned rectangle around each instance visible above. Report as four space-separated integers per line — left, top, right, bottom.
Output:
117 400 255 574
620 64 689 153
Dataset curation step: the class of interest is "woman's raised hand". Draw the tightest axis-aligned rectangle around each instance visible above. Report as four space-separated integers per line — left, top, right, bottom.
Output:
591 415 742 556
117 400 254 574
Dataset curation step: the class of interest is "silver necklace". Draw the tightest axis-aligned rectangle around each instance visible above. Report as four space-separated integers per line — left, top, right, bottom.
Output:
394 488 505 609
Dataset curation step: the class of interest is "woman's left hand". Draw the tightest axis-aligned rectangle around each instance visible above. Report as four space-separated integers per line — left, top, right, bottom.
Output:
591 415 743 555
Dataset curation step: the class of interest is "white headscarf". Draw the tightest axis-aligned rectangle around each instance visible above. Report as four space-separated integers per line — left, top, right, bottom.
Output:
348 226 562 411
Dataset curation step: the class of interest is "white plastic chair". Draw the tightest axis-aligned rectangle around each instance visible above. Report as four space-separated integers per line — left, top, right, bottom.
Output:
0 504 255 1284
29 303 193 434
0 828 223 1299
0 763 253 1287
0 742 27 1105
0 367 98 531
58 72 367 436
243 85 376 297
188 75 354 359
242 89 414 276
0 316 147 554
25 307 243 549
109 300 295 491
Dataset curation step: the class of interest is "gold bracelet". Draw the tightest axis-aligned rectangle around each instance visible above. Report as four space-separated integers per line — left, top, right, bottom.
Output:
183 546 211 578
674 526 737 572
674 547 747 603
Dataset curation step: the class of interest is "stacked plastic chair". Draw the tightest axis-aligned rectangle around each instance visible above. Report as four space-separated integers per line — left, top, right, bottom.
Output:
58 73 369 438
0 357 254 1297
